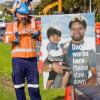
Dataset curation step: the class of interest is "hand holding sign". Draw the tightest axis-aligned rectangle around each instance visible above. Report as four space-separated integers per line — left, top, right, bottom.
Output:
52 62 63 74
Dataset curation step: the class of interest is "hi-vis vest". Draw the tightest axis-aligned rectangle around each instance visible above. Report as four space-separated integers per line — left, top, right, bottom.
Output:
4 22 42 58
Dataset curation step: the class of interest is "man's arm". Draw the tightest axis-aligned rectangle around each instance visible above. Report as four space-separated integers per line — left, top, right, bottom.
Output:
86 50 97 85
4 23 16 44
86 67 97 85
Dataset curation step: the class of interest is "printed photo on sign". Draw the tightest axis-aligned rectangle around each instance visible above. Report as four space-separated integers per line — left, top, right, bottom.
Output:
40 13 96 89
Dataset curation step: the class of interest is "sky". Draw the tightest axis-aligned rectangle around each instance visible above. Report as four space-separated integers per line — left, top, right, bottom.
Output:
0 0 41 3
0 0 12 3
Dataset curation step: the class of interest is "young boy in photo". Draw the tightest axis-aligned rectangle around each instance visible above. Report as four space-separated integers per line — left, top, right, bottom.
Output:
45 27 70 89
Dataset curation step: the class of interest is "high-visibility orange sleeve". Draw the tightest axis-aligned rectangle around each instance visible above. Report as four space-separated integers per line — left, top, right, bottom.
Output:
4 23 16 44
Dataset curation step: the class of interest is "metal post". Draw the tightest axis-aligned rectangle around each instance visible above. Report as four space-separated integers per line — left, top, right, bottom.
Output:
89 0 92 13
58 0 62 13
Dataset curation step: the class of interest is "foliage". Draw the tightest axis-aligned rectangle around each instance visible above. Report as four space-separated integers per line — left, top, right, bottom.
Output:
34 0 100 14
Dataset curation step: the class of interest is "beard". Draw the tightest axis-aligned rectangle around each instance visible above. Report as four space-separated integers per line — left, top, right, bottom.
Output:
71 32 84 42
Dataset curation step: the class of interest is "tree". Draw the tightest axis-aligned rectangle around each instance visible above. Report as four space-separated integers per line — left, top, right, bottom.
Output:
34 0 100 14
0 2 13 22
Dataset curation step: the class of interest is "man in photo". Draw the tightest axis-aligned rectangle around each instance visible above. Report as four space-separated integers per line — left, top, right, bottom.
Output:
53 16 100 99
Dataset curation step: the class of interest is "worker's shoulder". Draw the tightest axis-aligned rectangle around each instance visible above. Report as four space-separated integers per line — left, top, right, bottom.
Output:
6 22 13 26
6 22 13 32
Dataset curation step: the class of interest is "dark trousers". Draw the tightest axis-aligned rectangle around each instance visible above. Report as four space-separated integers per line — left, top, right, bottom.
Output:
12 57 41 100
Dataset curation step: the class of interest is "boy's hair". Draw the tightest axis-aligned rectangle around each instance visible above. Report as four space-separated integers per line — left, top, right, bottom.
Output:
47 27 61 39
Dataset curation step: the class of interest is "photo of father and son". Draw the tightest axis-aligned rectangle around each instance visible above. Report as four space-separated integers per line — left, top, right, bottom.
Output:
41 13 100 100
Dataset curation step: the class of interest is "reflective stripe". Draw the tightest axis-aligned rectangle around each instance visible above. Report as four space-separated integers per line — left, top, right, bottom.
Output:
6 35 9 43
27 84 39 88
5 32 13 35
14 84 25 89
12 48 36 54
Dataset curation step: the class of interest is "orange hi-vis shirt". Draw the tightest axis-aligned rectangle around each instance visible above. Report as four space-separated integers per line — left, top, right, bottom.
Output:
4 22 42 58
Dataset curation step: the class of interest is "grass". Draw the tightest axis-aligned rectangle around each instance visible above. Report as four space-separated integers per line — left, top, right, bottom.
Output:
0 43 65 100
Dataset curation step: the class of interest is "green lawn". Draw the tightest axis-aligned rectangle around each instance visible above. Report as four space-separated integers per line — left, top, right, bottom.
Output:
0 43 65 100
